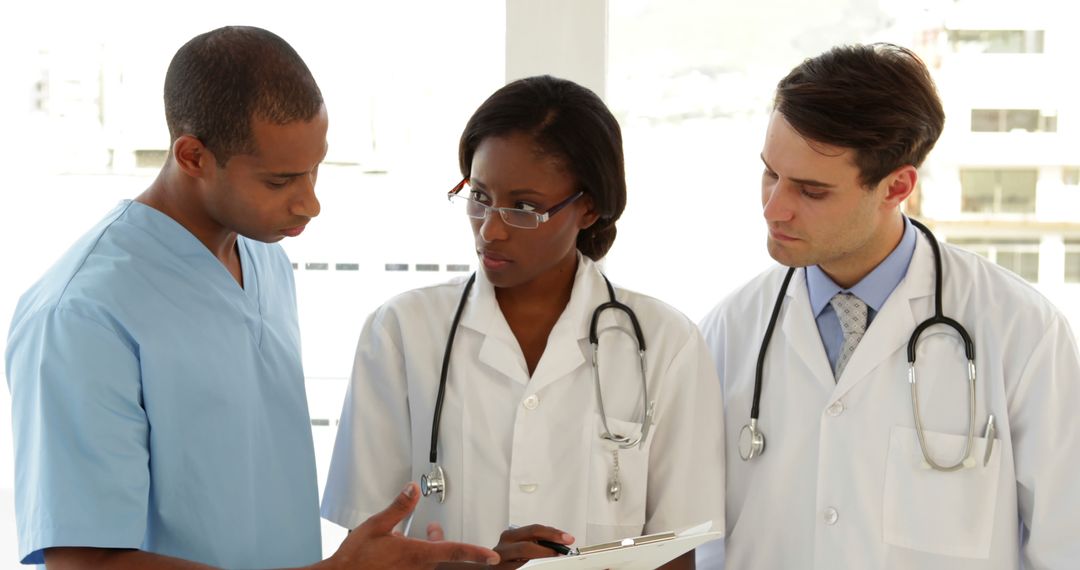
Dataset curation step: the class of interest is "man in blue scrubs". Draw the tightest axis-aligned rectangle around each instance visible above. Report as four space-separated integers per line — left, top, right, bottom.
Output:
5 26 498 570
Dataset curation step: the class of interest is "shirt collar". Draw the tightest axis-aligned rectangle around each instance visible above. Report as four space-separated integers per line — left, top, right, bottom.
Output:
806 216 917 316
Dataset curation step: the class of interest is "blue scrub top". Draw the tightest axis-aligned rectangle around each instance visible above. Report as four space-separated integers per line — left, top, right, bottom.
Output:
5 201 321 567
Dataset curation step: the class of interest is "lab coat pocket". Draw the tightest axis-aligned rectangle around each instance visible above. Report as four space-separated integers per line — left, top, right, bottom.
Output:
586 415 652 535
883 426 1000 559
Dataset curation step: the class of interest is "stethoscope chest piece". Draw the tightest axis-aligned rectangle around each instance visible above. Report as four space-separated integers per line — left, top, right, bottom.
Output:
420 464 446 503
607 476 622 502
739 419 766 461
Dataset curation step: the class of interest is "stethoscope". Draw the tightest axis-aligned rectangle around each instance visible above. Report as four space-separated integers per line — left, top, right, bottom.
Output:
739 218 980 472
420 272 655 503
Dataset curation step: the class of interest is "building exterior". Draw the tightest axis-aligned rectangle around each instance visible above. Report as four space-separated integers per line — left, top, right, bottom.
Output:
912 1 1080 327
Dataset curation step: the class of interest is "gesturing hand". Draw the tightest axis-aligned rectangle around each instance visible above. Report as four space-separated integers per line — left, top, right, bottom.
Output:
324 483 500 570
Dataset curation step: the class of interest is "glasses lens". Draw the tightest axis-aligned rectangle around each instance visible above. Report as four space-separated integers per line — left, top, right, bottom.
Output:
449 182 542 229
464 199 487 219
501 209 540 229
449 193 486 219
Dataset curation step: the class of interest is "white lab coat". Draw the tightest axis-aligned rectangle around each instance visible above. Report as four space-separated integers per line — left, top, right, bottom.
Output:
322 255 725 548
699 231 1080 569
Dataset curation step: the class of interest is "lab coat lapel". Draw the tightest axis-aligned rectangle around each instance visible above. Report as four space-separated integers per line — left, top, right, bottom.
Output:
779 268 837 390
458 272 531 385
527 257 595 392
833 233 935 394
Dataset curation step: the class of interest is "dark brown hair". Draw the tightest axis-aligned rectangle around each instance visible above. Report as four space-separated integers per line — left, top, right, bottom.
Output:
458 75 626 260
164 26 324 166
775 43 945 187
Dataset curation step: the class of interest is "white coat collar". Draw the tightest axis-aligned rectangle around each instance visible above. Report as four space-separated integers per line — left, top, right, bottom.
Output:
812 230 937 394
779 267 836 390
457 253 613 388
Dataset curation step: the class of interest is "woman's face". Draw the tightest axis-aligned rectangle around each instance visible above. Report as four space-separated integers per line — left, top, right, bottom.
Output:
466 131 597 290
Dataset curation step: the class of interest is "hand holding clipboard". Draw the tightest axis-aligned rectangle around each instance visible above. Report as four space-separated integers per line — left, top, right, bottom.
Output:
519 521 722 569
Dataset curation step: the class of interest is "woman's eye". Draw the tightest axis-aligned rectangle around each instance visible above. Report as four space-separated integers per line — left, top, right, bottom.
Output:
762 169 778 179
469 190 491 204
515 202 539 212
267 180 288 189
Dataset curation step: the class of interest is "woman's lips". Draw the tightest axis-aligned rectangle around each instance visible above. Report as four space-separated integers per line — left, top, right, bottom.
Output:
479 250 511 269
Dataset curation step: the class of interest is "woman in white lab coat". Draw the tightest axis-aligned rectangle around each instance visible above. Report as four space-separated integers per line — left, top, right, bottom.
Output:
321 75 724 568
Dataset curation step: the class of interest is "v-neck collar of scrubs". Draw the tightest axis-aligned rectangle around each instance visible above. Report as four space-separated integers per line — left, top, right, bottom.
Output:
123 200 265 344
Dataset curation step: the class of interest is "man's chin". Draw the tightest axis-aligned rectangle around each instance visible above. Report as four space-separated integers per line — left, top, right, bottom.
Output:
240 231 286 244
766 240 813 268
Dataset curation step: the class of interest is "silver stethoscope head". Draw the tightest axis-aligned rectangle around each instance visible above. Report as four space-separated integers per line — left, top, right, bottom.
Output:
420 463 446 503
738 419 766 461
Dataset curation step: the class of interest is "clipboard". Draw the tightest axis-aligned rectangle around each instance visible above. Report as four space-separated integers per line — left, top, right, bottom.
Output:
519 521 722 569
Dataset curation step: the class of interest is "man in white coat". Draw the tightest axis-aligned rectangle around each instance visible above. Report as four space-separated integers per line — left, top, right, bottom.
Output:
699 43 1080 569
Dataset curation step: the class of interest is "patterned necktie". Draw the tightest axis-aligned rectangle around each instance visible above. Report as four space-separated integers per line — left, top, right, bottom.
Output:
830 292 867 380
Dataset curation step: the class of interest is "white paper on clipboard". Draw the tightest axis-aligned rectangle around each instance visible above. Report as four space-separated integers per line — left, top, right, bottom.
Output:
519 521 722 569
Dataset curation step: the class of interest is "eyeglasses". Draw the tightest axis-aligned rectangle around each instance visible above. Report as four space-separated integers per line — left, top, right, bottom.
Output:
447 178 584 230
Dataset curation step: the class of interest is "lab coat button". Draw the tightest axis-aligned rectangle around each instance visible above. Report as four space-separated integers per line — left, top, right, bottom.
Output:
823 507 839 525
519 483 538 493
523 395 540 410
826 401 845 417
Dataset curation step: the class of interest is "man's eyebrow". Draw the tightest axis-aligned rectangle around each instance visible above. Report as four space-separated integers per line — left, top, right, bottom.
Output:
760 155 837 189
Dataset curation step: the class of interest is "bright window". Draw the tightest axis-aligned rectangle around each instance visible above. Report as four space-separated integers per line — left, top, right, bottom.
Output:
970 109 1057 133
960 169 1038 214
950 238 1041 282
1066 240 1080 283
947 29 1045 54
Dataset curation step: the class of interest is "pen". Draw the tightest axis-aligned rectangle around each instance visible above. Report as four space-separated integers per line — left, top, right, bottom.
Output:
982 414 996 467
536 539 576 556
508 525 577 556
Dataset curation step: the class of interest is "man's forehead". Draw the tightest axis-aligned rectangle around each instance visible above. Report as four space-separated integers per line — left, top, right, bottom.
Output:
243 111 328 167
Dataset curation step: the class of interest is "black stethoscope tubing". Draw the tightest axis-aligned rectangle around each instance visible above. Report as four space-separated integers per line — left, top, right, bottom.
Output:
429 272 476 465
744 218 977 466
906 218 975 363
590 276 646 349
424 271 647 501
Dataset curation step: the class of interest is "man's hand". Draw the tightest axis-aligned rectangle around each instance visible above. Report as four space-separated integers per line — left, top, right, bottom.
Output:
322 483 499 570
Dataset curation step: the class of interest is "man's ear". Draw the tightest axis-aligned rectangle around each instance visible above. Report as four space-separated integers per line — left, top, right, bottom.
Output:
172 135 215 179
880 164 918 208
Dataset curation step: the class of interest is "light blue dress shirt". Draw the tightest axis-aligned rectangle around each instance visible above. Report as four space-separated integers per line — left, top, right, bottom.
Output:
5 201 321 567
806 217 917 375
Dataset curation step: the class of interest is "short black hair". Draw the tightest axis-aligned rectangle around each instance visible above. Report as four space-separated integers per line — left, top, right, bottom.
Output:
163 26 324 166
775 43 945 187
459 75 626 261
